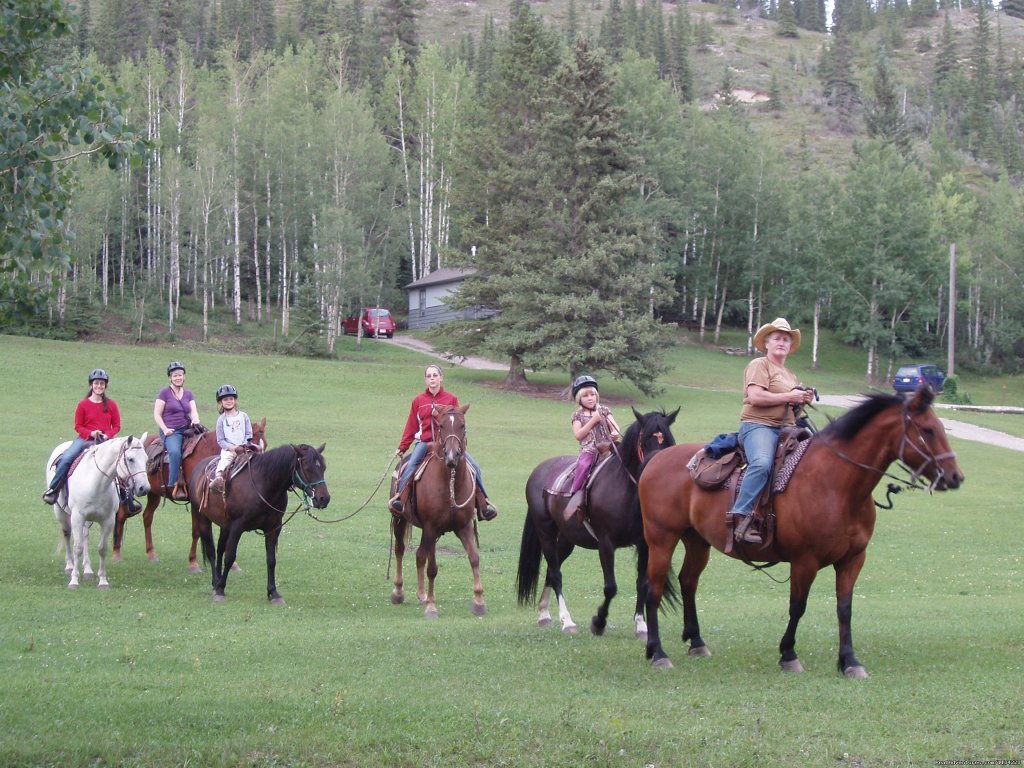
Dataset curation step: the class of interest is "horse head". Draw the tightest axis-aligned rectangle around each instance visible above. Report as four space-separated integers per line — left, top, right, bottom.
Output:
432 403 470 470
251 417 268 452
293 443 330 509
626 406 680 473
901 386 964 491
116 433 152 500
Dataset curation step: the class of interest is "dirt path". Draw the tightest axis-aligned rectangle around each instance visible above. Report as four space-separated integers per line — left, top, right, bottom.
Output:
389 335 1024 452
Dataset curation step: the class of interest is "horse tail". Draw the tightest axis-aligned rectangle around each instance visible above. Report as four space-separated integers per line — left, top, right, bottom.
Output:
635 537 679 610
516 511 543 606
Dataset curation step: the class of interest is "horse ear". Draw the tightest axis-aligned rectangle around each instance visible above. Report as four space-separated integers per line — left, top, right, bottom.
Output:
139 431 149 443
259 417 266 429
908 384 935 413
460 403 470 414
632 406 643 422
667 407 680 425
317 443 326 455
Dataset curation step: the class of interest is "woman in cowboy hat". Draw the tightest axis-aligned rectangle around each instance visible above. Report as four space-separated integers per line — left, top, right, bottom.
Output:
729 318 815 545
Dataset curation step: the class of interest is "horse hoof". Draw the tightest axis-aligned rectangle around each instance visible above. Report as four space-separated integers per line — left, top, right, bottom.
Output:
843 665 869 679
83 572 95 581
651 657 674 669
390 591 404 605
590 620 606 637
689 645 712 658
148 553 159 562
471 602 486 617
538 617 552 628
188 563 202 574
269 596 286 606
424 607 439 619
67 583 79 590
97 582 110 590
111 553 122 562
212 593 226 603
635 631 648 642
230 562 241 573
780 659 805 673
562 623 578 634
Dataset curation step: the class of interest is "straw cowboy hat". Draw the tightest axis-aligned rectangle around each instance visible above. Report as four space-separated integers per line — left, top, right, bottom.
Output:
753 317 801 354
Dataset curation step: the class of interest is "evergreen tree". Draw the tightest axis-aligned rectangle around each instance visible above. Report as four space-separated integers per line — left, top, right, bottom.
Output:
375 0 425 69
768 69 784 111
865 46 913 160
667 3 694 101
599 0 626 61
776 0 799 37
822 10 860 133
965 2 995 155
1003 0 1024 20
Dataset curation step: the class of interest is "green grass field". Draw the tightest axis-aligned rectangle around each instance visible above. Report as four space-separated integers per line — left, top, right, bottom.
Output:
1 333 1021 767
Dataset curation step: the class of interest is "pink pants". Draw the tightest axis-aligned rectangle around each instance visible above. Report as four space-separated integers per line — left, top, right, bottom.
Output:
570 450 597 495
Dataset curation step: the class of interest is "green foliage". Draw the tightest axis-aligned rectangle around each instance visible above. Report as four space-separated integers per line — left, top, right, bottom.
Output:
0 0 146 324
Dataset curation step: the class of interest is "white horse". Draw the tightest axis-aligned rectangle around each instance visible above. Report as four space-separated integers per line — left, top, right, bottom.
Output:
45 434 150 588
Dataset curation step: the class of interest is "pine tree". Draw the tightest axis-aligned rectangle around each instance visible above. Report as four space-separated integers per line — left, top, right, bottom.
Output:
667 3 694 101
599 0 626 61
375 0 425 69
823 10 860 133
776 0 799 37
865 46 913 160
768 69 784 111
965 2 995 155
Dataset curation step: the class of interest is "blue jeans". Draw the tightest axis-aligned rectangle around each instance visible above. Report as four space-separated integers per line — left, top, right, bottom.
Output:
49 437 92 490
397 441 489 496
163 427 188 486
730 422 780 516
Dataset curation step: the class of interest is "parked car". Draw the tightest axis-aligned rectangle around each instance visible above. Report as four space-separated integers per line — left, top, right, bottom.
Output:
342 307 396 338
892 363 946 394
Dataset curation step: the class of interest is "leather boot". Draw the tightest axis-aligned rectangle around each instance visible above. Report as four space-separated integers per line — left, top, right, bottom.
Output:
732 513 763 545
477 498 497 521
172 481 189 501
210 475 226 494
389 487 408 515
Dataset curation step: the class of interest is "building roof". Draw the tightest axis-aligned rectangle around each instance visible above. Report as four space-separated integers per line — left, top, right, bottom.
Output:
404 267 477 290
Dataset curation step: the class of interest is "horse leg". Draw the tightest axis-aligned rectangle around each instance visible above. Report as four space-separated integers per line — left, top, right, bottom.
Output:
96 515 114 589
81 521 95 582
835 551 869 678
68 516 85 589
680 534 713 657
416 532 439 618
264 526 285 606
189 504 204 574
778 558 819 673
544 539 577 633
537 585 553 626
390 518 407 605
212 525 232 602
454 523 485 616
644 527 681 668
142 494 159 561
590 541 617 636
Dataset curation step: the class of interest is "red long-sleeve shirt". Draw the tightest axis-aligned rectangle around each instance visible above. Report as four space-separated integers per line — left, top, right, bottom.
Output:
74 397 121 440
397 387 459 454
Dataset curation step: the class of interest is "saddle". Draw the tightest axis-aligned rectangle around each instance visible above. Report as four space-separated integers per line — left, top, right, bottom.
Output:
145 429 206 476
390 447 487 526
543 447 615 523
686 426 813 550
196 450 257 504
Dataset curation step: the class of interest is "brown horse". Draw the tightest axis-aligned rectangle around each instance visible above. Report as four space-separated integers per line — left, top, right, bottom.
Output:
190 443 329 604
390 403 485 619
639 386 964 676
112 419 266 568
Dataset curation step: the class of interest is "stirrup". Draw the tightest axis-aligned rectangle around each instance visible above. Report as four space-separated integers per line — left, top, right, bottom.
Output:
389 494 404 515
478 500 497 521
732 514 763 545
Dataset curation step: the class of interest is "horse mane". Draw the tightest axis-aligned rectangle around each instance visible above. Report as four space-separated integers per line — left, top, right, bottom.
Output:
819 392 904 443
255 443 295 474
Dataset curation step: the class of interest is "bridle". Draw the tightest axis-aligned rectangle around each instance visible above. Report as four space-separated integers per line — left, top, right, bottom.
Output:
432 411 476 512
819 399 956 495
91 437 147 494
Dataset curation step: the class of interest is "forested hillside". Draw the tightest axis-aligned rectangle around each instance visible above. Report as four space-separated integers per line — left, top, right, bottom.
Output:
3 0 1024 388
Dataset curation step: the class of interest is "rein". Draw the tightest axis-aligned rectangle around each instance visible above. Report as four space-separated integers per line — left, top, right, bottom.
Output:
432 412 475 514
306 453 399 524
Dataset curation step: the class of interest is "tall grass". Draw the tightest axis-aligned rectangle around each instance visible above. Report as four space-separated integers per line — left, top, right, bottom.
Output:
0 334 1020 767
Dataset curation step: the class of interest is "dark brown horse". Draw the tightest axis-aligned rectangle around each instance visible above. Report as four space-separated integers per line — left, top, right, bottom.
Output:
639 386 964 676
389 403 484 618
517 408 678 637
190 443 329 604
112 419 266 568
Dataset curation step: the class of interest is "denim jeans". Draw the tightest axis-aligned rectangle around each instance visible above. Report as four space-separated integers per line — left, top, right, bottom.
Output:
730 422 780 515
49 437 92 490
163 427 187 486
397 441 489 496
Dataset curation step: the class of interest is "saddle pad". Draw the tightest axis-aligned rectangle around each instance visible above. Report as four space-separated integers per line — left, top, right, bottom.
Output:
725 437 812 493
544 453 613 496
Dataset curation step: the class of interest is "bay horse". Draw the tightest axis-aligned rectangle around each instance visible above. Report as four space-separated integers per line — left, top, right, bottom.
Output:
189 443 329 604
390 403 484 619
639 386 963 676
112 418 266 568
517 407 679 637
45 434 150 588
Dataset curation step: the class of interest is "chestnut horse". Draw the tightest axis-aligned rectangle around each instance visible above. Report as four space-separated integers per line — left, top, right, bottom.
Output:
190 443 329 604
639 387 963 676
389 403 484 619
112 419 266 568
517 408 678 637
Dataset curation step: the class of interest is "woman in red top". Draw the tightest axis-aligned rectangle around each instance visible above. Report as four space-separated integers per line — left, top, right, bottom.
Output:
43 369 125 504
388 364 497 521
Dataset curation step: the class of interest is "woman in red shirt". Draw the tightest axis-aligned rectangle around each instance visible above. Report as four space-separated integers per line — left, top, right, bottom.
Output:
388 364 497 521
43 369 124 505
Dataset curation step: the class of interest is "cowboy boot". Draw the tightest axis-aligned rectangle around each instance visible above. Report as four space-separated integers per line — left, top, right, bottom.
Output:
562 490 585 524
210 474 226 494
172 481 189 501
389 485 409 515
732 513 763 545
477 493 497 521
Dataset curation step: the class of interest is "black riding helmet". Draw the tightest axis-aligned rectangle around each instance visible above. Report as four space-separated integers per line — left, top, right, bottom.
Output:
572 375 598 399
216 384 238 402
167 361 186 376
88 368 109 384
